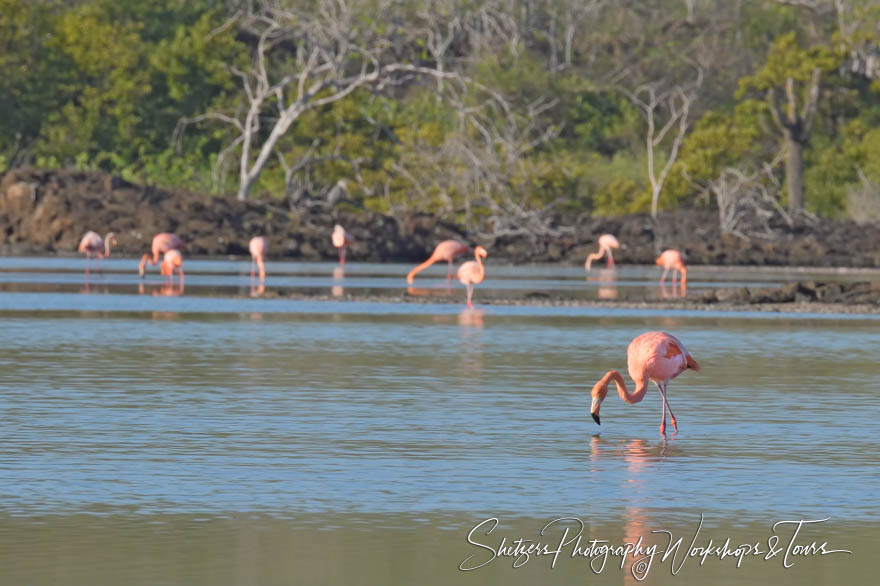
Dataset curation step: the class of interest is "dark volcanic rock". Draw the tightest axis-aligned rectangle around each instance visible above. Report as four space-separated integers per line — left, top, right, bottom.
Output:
698 280 880 305
3 167 880 268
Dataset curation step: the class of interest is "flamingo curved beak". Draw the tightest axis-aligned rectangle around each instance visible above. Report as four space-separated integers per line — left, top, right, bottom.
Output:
591 412 600 425
590 396 601 425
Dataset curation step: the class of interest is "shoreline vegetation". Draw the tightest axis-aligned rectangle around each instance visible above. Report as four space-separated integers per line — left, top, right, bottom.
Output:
2 1 879 239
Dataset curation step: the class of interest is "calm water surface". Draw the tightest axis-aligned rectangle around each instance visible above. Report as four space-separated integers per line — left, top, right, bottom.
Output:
0 258 877 584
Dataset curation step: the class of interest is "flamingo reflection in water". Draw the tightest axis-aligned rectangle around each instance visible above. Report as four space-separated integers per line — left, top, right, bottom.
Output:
457 308 484 329
138 280 184 297
586 267 619 300
331 265 345 297
588 436 669 584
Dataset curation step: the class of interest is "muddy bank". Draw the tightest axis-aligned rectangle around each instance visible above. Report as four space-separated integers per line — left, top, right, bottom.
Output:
3 167 880 267
234 281 880 314
698 280 880 306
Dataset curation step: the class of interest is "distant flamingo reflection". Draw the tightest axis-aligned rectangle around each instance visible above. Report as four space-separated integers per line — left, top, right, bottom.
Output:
659 280 687 299
138 281 184 297
457 308 484 329
406 285 452 298
332 265 345 297
586 267 618 300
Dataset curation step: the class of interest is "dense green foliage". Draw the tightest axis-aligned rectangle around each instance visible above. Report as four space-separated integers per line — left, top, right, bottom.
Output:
2 0 879 223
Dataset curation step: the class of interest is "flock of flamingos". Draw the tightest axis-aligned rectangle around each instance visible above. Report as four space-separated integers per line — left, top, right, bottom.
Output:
78 226 690 307
76 225 697 437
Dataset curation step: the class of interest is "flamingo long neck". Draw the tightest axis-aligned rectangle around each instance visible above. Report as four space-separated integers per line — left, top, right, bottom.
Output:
585 248 605 269
679 265 688 286
601 370 649 405
407 255 440 282
104 235 113 257
473 251 484 278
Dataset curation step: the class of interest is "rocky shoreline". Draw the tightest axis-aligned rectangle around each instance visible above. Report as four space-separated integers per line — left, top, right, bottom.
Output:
3 167 880 271
227 282 880 314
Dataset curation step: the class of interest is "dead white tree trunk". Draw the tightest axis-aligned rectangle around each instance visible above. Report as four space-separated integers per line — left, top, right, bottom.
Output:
187 0 480 201
624 69 702 218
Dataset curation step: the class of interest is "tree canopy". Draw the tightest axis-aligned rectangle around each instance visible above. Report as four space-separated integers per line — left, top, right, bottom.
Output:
2 0 879 231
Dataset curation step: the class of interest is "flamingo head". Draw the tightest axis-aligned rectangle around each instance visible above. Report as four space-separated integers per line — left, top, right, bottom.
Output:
106 232 119 247
475 245 488 259
589 378 610 425
333 224 344 234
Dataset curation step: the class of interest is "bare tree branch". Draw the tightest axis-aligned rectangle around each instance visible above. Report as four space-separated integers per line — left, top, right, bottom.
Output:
622 67 702 218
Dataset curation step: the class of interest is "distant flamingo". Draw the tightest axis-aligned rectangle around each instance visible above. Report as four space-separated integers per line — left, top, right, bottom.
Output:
160 249 184 283
407 240 471 283
78 231 118 274
331 224 354 266
139 233 184 278
585 234 620 270
656 249 687 287
589 331 700 436
457 245 488 309
78 231 118 259
249 236 267 281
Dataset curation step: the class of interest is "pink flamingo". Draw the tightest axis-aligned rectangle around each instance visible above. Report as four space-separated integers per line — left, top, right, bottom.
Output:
585 234 620 270
407 240 472 283
331 224 354 266
656 249 687 287
589 331 700 436
139 233 184 278
78 231 118 274
160 249 184 283
249 236 267 281
457 245 488 309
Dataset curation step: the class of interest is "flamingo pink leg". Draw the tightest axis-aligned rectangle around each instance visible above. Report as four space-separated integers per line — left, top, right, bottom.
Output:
589 331 698 438
656 381 678 435
466 283 474 309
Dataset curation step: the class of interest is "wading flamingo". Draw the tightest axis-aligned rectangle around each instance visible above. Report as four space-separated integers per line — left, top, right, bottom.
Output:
585 234 620 270
589 331 700 436
160 249 184 283
249 236 267 281
78 231 118 272
406 240 471 283
139 233 184 278
656 249 687 287
331 225 354 266
457 246 488 309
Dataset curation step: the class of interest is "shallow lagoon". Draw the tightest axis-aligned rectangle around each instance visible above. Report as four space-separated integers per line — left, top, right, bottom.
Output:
0 257 877 584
